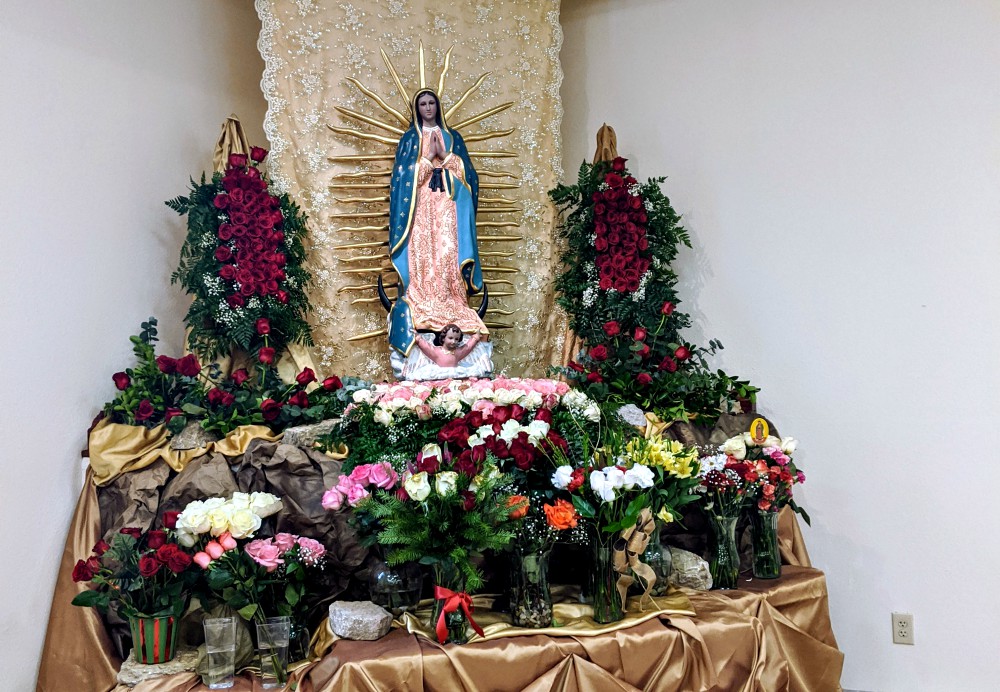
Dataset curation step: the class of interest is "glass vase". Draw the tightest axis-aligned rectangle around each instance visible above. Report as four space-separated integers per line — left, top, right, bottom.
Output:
510 548 553 628
430 562 469 644
750 510 782 579
368 555 423 616
708 513 740 590
629 520 672 597
590 530 625 624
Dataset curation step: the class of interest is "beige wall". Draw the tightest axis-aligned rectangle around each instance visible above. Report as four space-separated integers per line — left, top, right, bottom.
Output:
0 2 265 688
562 1 1000 690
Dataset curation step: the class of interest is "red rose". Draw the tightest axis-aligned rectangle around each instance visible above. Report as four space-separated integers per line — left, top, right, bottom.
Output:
134 399 155 422
568 361 584 373
534 407 553 424
250 146 268 163
218 223 234 241
176 353 201 377
595 237 609 252
417 453 440 474
155 544 191 574
438 418 471 448
230 188 245 205
567 467 585 492
231 368 250 386
112 372 131 390
661 301 675 316
590 345 608 362
256 318 271 335
459 490 476 511
630 195 643 210
586 372 603 383
207 388 225 406
602 321 620 337
605 173 624 188
594 203 607 216
634 327 647 341
287 391 309 408
545 430 569 454
636 343 651 359
213 194 230 210
226 294 245 309
659 357 678 373
485 436 510 459
258 347 276 365
296 367 316 386
156 355 177 374
611 157 627 172
162 511 181 529
219 265 237 281
146 530 167 550
454 452 478 479
636 372 653 386
92 539 110 556
72 559 96 582
120 527 142 539
491 406 512 424
396 487 410 502
322 375 342 391
598 277 612 290
228 153 248 168
215 246 233 262
260 398 282 421
674 345 691 361
164 407 183 422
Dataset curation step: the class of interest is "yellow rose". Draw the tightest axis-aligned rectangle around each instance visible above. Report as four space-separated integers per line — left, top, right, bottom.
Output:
404 471 432 501
657 507 675 524
227 507 262 539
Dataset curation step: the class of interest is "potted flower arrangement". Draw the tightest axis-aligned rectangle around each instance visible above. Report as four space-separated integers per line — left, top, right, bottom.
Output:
71 517 198 663
718 431 808 579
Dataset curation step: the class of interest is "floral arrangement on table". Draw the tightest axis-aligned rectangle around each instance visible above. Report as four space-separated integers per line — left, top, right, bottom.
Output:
71 518 198 663
167 148 312 362
548 428 702 623
550 157 756 423
324 442 522 644
102 318 353 437
175 491 325 672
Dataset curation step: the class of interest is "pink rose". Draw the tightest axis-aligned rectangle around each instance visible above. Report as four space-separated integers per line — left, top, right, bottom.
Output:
205 541 224 559
193 552 212 569
346 484 370 507
218 532 238 551
348 464 373 486
415 404 432 420
554 382 570 396
322 487 345 511
369 462 399 490
335 475 355 495
296 536 325 559
273 533 297 553
471 399 496 416
245 539 284 572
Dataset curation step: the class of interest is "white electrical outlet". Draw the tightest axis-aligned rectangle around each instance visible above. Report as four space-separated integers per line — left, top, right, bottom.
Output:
892 612 914 645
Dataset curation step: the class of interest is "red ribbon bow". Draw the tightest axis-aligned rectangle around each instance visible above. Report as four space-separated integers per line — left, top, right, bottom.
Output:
433 586 485 644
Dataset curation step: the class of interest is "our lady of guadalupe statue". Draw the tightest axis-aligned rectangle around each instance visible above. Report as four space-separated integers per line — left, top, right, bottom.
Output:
386 88 492 379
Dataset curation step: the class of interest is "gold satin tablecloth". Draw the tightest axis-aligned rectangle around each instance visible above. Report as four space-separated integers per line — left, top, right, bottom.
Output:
101 568 841 691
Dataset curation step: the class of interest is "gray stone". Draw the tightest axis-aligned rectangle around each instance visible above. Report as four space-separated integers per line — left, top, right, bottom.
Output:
329 600 393 641
282 418 339 448
169 421 221 450
117 647 200 687
616 404 647 428
668 546 714 590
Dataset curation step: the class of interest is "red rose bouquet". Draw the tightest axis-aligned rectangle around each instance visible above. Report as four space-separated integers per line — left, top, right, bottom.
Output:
167 149 312 363
71 519 197 619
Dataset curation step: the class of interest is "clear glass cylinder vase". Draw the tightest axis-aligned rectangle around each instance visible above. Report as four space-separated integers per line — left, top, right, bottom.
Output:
368 555 423 616
590 530 625 624
430 562 469 644
510 548 553 628
708 513 740 590
750 510 782 579
629 520 672 597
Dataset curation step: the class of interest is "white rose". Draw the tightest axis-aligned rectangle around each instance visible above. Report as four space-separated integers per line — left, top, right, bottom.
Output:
435 471 459 497
604 466 626 489
763 435 782 449
407 396 424 410
722 436 747 460
468 434 486 448
404 471 431 501
207 504 235 536
249 492 283 518
562 390 587 408
202 497 227 510
420 443 442 462
499 419 523 443
779 437 798 454
227 507 262 539
176 501 211 535
229 492 252 510
583 402 601 423
590 470 617 503
495 389 520 405
551 465 574 489
525 420 550 445
175 529 196 548
352 389 374 404
374 407 393 426
476 424 495 440
623 464 656 489
444 400 464 417
522 391 543 409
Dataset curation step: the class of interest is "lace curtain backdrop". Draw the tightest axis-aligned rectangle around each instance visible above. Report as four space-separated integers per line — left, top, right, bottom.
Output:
255 0 566 380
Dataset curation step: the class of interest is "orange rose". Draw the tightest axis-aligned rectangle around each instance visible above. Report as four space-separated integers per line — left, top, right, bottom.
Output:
543 498 579 530
507 495 529 520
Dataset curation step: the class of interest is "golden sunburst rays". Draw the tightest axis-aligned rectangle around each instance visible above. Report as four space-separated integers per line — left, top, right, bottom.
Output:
327 42 521 341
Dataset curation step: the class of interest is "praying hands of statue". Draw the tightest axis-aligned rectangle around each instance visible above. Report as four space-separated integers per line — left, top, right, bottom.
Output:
414 329 481 368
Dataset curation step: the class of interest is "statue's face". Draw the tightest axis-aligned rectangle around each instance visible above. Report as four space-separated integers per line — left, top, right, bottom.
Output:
417 93 438 125
442 328 462 350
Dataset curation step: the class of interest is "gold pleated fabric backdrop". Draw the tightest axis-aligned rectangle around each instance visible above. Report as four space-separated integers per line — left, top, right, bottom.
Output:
255 0 566 380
